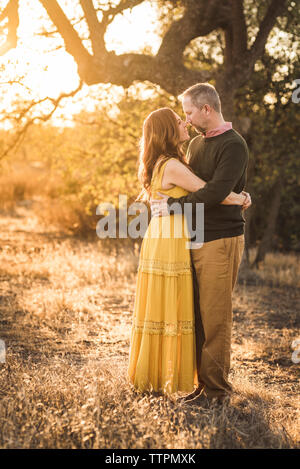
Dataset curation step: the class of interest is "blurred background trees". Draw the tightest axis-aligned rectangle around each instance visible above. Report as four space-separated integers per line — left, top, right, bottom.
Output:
0 0 299 263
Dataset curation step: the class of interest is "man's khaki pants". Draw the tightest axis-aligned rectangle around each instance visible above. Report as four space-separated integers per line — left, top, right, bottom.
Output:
191 235 244 398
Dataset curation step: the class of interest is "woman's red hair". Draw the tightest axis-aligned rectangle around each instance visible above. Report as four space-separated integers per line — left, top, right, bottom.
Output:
138 107 187 200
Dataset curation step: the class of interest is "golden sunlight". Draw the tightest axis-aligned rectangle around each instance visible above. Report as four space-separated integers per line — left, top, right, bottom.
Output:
105 2 160 55
0 0 160 125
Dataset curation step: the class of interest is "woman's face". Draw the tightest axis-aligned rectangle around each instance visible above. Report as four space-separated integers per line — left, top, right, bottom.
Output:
174 113 190 142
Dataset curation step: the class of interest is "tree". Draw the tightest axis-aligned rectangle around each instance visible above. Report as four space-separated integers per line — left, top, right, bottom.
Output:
0 0 294 122
1 0 299 255
235 25 300 261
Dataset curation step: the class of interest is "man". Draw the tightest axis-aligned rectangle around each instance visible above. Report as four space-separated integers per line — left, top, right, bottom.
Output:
151 83 251 406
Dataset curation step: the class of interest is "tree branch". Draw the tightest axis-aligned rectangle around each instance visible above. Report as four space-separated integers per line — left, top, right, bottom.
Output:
0 0 292 124
100 0 145 27
223 0 247 69
37 0 212 93
222 0 289 90
0 0 19 55
38 0 95 81
231 0 248 58
248 0 288 68
157 0 230 64
105 51 211 95
0 80 83 160
79 0 105 57
37 16 85 38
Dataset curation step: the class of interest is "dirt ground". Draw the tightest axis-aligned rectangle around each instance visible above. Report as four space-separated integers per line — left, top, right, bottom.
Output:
0 204 299 449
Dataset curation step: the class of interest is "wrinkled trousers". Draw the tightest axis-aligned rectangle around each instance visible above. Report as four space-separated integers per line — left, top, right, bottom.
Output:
191 235 244 398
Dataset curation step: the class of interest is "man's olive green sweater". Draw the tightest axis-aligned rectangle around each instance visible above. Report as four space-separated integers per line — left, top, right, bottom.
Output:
167 129 249 243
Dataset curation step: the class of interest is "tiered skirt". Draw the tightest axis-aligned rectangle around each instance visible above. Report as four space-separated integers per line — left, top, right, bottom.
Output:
128 214 198 394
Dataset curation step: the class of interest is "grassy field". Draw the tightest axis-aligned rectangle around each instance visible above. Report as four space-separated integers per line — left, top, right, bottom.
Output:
0 203 299 449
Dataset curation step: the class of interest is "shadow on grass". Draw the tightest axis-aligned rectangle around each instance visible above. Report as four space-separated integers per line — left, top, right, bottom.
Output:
0 287 86 371
133 389 295 448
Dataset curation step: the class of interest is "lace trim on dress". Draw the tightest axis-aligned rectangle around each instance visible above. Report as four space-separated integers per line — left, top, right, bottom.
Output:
138 258 192 275
132 319 194 336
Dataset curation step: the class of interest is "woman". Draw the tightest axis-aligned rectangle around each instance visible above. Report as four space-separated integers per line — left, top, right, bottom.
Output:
127 107 246 395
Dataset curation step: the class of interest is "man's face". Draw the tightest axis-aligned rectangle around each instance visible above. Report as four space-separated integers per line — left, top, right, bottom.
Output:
182 95 208 133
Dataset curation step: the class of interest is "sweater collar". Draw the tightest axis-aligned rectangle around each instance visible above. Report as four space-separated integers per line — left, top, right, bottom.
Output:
204 122 232 138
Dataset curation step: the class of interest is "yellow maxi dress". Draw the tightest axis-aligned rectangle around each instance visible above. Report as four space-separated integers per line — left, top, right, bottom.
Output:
128 158 198 394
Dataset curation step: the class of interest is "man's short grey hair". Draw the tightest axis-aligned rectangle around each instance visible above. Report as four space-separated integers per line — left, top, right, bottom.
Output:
180 83 221 113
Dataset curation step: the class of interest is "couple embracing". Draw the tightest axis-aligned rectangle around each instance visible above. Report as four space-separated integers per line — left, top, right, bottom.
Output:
127 83 251 407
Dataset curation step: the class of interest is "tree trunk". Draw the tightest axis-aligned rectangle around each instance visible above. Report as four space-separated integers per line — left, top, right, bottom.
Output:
215 74 235 121
216 78 252 134
252 178 282 268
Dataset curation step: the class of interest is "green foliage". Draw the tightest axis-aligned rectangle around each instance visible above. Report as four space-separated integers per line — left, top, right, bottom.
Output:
235 30 300 250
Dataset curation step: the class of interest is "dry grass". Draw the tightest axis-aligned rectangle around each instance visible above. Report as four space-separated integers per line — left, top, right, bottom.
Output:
0 161 96 236
0 162 47 211
239 249 300 288
0 205 299 449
